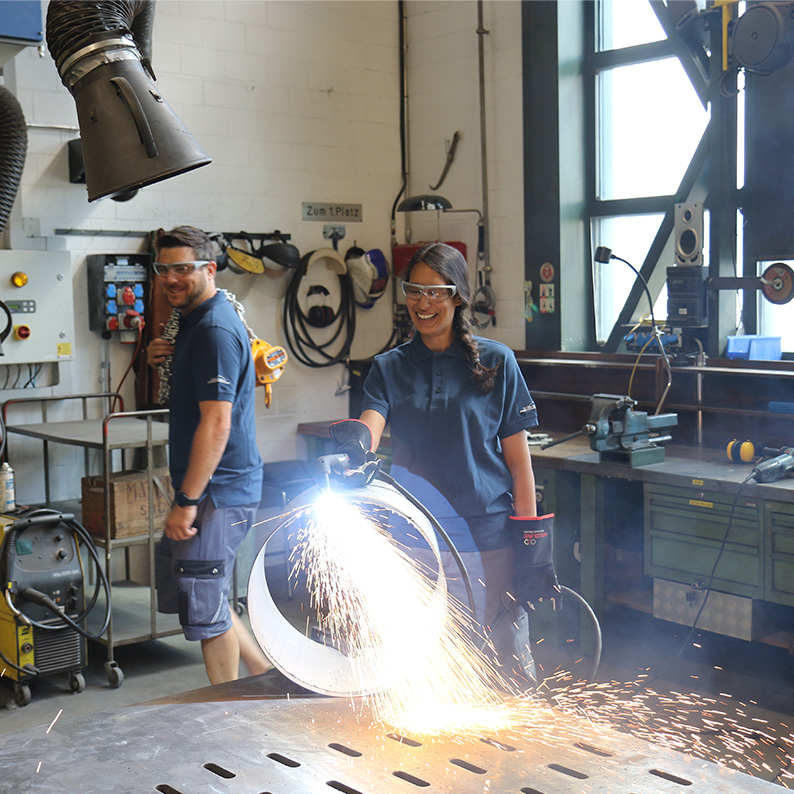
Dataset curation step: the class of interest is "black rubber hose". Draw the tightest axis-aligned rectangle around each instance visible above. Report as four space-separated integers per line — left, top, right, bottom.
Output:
282 255 357 368
46 1 154 73
0 87 27 236
0 647 38 676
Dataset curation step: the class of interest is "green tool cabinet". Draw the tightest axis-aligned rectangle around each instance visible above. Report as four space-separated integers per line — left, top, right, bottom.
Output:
644 484 763 599
766 500 794 605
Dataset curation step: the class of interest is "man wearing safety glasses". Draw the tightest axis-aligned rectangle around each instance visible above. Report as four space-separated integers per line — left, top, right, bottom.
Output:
147 226 268 684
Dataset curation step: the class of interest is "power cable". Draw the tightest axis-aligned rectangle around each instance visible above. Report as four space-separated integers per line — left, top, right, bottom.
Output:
595 247 672 414
644 472 755 687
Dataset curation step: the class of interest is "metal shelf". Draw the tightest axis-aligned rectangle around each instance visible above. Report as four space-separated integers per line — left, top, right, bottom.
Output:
2 394 171 688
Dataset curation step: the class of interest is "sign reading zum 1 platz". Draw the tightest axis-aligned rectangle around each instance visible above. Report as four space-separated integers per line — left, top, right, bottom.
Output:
302 202 363 222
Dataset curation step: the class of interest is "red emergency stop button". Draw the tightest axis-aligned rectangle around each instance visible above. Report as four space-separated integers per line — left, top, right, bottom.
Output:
13 325 31 340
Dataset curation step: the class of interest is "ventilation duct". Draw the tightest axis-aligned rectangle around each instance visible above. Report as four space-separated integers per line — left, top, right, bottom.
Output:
0 87 27 235
46 0 211 202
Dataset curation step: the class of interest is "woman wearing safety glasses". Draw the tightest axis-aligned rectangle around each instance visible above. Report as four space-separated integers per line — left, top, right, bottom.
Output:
330 242 560 691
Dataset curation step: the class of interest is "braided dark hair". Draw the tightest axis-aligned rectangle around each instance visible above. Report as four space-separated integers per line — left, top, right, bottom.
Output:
405 243 498 394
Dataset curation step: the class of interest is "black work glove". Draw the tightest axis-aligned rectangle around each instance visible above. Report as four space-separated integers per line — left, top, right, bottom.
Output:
329 419 382 487
510 513 562 611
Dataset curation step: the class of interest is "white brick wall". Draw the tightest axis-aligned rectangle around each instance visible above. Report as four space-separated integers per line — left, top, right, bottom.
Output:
1 0 526 503
404 0 525 347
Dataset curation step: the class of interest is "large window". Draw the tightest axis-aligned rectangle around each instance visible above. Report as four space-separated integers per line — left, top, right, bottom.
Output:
590 0 709 344
597 0 665 51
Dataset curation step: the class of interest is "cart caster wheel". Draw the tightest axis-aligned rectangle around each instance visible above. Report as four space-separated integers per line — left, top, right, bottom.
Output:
235 601 246 617
14 683 31 707
105 661 124 689
69 672 86 693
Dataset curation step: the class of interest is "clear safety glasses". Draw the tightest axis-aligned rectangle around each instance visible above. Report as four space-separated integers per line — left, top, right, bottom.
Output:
152 260 211 277
401 282 458 302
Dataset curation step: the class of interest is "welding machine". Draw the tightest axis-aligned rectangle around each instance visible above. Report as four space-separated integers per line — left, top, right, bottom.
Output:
0 509 110 706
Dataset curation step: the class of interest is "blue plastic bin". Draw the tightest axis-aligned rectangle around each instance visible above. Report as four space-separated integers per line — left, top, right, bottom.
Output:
725 335 782 361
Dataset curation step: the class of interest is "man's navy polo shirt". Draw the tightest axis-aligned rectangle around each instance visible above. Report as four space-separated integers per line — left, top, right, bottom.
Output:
361 334 538 519
169 291 263 507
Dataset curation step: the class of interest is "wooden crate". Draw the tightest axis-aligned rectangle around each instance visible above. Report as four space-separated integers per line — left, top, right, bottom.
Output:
81 469 172 538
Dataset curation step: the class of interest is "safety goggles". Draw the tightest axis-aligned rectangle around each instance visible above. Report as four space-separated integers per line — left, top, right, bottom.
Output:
401 282 458 302
152 260 211 277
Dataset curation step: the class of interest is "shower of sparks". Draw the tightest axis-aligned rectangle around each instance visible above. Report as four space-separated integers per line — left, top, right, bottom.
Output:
279 494 794 785
288 493 517 733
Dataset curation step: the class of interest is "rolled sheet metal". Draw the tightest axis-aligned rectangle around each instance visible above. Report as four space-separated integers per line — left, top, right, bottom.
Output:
247 479 448 697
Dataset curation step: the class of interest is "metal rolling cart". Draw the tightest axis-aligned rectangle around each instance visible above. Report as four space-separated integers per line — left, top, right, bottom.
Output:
1 393 172 687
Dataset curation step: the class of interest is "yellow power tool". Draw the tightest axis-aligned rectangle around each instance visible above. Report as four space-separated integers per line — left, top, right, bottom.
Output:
251 339 288 408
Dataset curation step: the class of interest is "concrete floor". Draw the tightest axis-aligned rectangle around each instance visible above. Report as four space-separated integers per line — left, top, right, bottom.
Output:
2 591 794 787
0 621 210 737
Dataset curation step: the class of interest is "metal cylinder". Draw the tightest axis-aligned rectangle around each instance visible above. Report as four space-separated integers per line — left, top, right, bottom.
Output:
247 479 447 697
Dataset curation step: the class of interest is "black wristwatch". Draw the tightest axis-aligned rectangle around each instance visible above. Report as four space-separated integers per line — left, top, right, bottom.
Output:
175 490 201 508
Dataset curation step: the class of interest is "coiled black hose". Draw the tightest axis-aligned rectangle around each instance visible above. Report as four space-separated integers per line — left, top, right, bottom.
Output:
0 87 27 236
283 252 357 368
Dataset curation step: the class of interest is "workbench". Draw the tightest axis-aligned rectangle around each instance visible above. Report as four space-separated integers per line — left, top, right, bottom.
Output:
529 437 794 648
297 421 794 650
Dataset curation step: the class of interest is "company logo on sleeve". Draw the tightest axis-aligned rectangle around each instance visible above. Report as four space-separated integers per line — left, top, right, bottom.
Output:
207 375 231 386
518 400 536 415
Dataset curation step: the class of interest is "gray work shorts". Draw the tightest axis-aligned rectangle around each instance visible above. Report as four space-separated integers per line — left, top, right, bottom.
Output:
155 499 258 641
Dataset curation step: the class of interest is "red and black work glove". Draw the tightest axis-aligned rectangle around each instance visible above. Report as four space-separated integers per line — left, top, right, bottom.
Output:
510 514 562 611
329 419 383 487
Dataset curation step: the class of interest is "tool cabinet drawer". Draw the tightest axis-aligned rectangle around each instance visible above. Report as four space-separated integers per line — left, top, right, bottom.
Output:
765 501 794 605
644 485 762 598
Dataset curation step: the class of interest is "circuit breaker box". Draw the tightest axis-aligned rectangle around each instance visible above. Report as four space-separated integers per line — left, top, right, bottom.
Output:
86 254 150 334
0 250 74 365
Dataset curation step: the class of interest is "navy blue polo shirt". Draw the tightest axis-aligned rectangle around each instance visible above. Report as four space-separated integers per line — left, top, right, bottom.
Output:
361 334 538 522
169 291 263 507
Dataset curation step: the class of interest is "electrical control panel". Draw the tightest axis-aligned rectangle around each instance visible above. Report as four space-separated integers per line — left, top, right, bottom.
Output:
86 254 150 335
0 250 74 365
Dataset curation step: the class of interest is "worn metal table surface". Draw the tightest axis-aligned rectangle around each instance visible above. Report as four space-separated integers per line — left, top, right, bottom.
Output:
0 692 784 794
6 416 170 451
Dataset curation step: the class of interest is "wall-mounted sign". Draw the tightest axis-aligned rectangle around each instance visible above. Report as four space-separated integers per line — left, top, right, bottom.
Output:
302 202 362 222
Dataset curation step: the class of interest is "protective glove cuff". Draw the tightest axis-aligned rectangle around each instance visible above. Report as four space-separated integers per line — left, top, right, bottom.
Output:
510 513 554 546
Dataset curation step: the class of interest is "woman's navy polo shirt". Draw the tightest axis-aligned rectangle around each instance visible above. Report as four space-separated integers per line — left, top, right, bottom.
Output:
169 291 263 508
361 334 538 521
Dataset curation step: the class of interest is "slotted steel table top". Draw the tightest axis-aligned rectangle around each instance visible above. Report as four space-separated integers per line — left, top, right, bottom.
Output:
0 695 783 794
